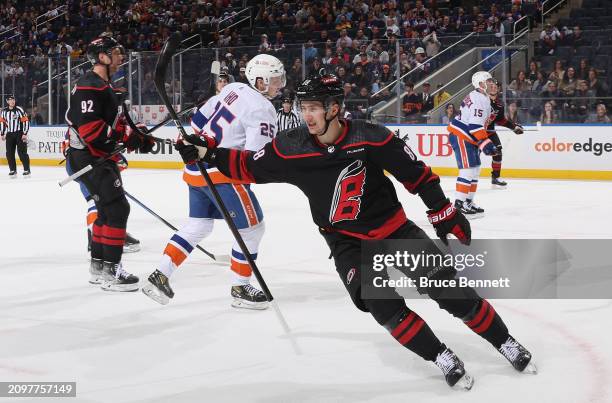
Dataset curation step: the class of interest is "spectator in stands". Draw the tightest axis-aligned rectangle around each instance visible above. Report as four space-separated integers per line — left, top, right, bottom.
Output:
509 70 532 95
559 67 578 96
402 81 423 122
527 60 539 82
420 82 434 113
348 65 369 90
507 101 520 124
540 23 561 55
379 64 393 86
548 59 565 84
576 58 590 81
422 30 441 57
258 33 271 53
564 25 585 50
30 106 44 126
588 68 608 98
585 103 611 123
287 57 303 88
236 67 248 84
336 66 348 83
569 80 595 120
304 40 318 63
336 29 353 48
272 31 286 54
343 82 356 101
541 81 563 112
413 47 431 80
540 101 560 124
354 86 372 118
309 57 323 76
441 103 457 124
532 70 549 93
434 83 451 109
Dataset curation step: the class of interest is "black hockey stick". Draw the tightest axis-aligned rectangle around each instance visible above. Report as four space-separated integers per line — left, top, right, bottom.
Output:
124 190 226 262
154 33 298 351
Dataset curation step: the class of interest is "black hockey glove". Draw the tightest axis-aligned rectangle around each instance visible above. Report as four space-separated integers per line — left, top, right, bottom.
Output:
175 140 200 165
513 125 524 135
427 199 471 245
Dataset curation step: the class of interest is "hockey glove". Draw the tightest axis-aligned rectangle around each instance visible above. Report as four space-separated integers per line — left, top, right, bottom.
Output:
478 138 496 156
427 199 471 245
138 135 156 153
175 140 199 164
513 125 524 135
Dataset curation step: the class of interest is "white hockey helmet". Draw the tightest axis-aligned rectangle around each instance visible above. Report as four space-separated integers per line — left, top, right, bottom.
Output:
472 71 493 90
245 54 286 96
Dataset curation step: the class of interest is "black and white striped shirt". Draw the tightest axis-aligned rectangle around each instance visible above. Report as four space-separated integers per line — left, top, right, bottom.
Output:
276 108 300 132
0 106 29 135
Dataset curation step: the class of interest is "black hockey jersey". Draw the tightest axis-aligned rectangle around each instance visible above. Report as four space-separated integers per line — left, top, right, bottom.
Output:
488 98 516 131
65 70 125 157
208 119 447 239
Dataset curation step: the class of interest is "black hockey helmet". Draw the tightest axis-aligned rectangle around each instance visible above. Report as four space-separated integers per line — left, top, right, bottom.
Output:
296 74 344 110
86 35 125 66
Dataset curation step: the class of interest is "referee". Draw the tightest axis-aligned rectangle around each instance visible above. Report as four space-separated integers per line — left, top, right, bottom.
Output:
276 96 300 132
0 95 30 177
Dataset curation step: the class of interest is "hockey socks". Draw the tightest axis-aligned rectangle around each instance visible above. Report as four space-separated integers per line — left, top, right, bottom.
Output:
384 307 442 362
463 299 509 349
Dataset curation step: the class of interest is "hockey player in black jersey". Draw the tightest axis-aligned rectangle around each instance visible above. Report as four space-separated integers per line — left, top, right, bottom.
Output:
65 35 155 292
488 81 524 187
174 74 536 389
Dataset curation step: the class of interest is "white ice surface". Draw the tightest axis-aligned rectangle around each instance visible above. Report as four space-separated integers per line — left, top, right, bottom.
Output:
1 167 611 403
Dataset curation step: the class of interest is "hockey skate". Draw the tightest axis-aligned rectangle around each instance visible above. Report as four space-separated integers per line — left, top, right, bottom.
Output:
8 171 16 179
141 270 174 305
498 335 537 374
22 170 31 178
434 346 474 390
454 200 480 220
100 261 139 292
492 176 507 188
89 258 104 284
231 284 269 310
465 200 485 219
123 233 141 253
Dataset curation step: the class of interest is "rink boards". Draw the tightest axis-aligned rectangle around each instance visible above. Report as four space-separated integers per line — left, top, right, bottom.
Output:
1 124 611 180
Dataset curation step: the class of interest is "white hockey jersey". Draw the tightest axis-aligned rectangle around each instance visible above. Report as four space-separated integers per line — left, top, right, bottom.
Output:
184 82 277 186
447 89 494 144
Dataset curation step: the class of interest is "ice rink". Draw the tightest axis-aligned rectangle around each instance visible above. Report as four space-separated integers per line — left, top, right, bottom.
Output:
1 166 611 403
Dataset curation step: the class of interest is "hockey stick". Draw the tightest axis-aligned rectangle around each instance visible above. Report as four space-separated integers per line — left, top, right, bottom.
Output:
487 121 542 133
154 33 299 352
124 190 226 262
58 129 165 187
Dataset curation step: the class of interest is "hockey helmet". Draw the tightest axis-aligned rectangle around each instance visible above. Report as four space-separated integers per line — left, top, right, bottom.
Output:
86 35 125 66
472 71 493 90
295 74 344 110
245 54 286 96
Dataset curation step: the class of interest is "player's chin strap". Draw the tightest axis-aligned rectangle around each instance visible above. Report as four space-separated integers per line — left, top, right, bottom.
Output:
315 103 340 137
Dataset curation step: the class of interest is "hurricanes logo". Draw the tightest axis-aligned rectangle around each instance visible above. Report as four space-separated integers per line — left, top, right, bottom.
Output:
346 268 356 285
114 179 121 188
329 160 366 224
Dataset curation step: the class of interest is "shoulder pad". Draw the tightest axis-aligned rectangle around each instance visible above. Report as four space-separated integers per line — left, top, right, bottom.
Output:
76 71 107 88
273 126 323 158
343 119 395 146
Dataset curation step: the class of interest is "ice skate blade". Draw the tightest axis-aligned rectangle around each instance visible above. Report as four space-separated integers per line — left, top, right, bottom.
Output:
100 281 139 292
231 298 269 310
522 361 538 374
454 372 474 391
141 282 170 305
492 184 507 189
89 274 103 285
123 244 141 253
465 213 484 220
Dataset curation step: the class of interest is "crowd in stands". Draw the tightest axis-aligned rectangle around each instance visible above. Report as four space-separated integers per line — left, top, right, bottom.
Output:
0 0 610 124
